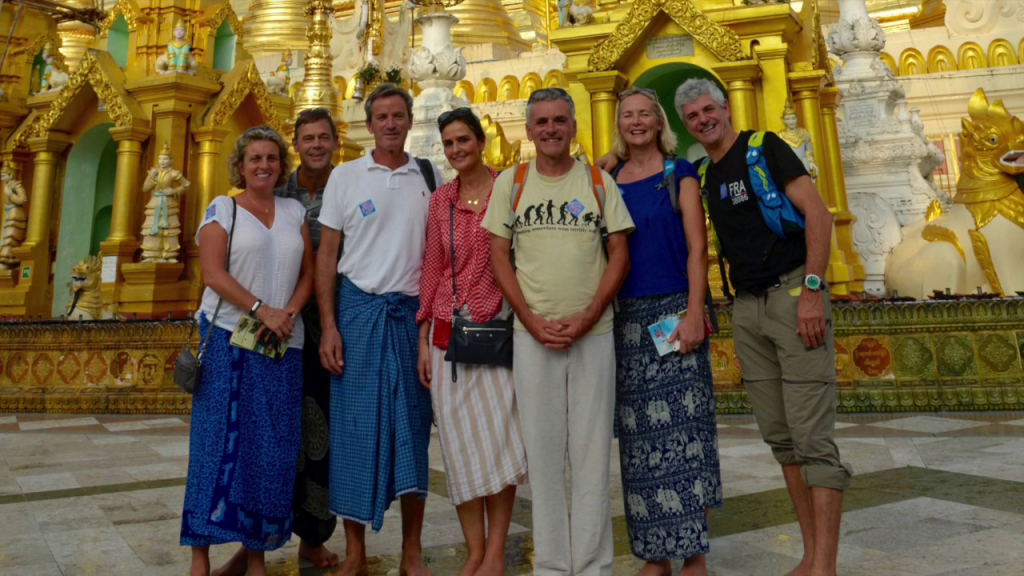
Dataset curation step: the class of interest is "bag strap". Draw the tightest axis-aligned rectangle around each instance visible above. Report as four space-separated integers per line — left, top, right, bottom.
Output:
417 157 437 193
663 154 680 215
448 201 458 382
196 198 238 361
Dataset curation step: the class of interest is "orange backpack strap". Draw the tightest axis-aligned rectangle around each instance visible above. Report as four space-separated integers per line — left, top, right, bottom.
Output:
584 163 606 224
510 163 530 213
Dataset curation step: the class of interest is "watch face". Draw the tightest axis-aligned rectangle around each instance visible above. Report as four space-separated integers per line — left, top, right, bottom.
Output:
805 275 822 290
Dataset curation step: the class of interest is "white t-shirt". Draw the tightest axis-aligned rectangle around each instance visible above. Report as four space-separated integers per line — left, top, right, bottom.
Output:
318 152 441 296
197 195 308 350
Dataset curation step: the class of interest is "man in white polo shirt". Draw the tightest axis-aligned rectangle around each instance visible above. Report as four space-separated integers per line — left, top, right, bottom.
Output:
315 83 441 576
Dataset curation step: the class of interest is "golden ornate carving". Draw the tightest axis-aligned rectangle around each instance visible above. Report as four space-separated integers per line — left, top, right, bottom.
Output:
969 229 1003 295
587 0 745 72
203 2 246 38
542 69 568 89
498 75 520 102
0 166 27 270
988 39 1018 67
454 79 475 103
957 90 1024 217
194 60 286 133
98 0 145 33
899 48 926 76
66 256 117 320
927 45 957 73
11 51 144 150
519 72 542 99
879 52 898 76
480 114 521 171
475 77 497 103
922 224 965 262
925 199 942 222
22 33 68 75
958 42 986 70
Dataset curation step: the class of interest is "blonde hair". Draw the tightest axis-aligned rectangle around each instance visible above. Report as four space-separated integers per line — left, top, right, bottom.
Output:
611 88 679 160
227 125 292 189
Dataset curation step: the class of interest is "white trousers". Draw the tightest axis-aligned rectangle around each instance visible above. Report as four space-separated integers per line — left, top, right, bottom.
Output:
514 330 615 576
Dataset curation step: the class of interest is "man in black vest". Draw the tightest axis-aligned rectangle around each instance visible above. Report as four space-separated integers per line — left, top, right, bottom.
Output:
677 78 850 576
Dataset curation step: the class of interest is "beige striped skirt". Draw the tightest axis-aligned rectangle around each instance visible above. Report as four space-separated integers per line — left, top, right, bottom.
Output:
430 344 528 505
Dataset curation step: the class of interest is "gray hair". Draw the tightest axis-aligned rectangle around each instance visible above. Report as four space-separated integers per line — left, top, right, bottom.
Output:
674 78 727 118
363 83 414 119
526 87 576 124
227 125 292 189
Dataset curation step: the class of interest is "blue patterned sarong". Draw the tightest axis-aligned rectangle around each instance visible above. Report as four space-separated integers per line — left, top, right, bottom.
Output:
181 317 303 551
329 277 432 532
614 291 723 561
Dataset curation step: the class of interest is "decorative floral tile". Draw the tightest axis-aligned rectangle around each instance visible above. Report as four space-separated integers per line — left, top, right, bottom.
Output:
892 335 936 379
934 334 978 378
974 333 1020 376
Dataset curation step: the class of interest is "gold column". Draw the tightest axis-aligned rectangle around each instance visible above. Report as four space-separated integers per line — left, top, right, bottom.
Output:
99 125 151 308
789 70 853 296
754 45 789 133
10 134 73 316
577 71 627 161
712 62 761 132
820 86 865 292
190 126 231 297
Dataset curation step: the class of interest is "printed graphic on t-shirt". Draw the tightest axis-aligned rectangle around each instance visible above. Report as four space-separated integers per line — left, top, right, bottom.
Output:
505 197 601 235
727 180 749 205
359 199 376 217
719 183 728 200
205 204 217 220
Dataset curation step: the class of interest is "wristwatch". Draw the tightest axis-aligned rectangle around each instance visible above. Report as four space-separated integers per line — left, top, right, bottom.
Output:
250 299 264 316
804 274 825 292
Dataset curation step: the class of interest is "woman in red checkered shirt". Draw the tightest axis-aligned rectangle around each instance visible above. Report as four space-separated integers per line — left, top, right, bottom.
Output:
415 108 527 576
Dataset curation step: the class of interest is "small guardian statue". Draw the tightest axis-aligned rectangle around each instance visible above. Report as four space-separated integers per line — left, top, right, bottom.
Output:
0 165 28 270
155 17 199 75
778 100 817 180
38 44 69 93
140 143 190 263
266 49 293 96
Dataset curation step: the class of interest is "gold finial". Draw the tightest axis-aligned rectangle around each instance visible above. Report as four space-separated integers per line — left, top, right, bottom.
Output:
283 49 293 60
782 99 796 118
159 142 172 157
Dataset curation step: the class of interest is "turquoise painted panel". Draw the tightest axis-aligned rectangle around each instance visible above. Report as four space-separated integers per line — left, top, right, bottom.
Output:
212 21 236 73
52 124 116 318
107 16 130 68
89 141 118 255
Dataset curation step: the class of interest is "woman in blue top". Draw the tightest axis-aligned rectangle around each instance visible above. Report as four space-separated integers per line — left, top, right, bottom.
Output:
610 87 723 576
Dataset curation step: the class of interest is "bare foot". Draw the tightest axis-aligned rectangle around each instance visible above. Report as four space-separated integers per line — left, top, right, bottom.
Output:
400 550 434 576
638 560 671 576
339 554 369 576
678 554 708 576
473 555 505 576
211 547 247 576
787 558 813 576
298 540 340 569
460 555 483 576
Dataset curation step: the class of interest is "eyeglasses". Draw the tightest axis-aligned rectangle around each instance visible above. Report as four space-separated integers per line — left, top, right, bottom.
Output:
618 87 658 101
438 107 475 127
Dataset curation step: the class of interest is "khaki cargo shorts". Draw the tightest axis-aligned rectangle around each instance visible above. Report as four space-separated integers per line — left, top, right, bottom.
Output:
733 266 853 491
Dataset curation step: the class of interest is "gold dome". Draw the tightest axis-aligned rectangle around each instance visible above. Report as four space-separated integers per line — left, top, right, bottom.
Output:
429 0 527 53
243 0 315 57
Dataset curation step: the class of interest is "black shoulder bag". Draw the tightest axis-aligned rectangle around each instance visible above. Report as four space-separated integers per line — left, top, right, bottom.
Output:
442 201 513 382
174 198 238 394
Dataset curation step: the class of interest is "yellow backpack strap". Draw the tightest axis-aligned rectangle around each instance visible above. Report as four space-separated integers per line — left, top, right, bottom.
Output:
696 157 710 189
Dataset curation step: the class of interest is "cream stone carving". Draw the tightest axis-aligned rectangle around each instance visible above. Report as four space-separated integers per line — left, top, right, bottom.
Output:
155 17 199 75
140 143 190 263
945 0 1017 36
0 166 28 270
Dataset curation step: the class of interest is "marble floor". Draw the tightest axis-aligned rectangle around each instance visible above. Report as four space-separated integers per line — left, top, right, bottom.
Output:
0 411 1022 575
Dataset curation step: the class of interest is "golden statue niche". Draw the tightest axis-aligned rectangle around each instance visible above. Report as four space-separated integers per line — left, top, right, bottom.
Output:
140 143 190 263
155 16 199 75
778 99 817 181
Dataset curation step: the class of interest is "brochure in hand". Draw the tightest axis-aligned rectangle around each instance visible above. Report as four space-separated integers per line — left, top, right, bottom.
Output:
647 311 715 357
229 314 289 361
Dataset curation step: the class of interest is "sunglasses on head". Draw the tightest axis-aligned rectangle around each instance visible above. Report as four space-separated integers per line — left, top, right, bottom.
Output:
618 87 658 101
438 107 475 127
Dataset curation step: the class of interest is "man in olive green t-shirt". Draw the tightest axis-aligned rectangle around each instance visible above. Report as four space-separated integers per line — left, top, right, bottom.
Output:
482 88 634 576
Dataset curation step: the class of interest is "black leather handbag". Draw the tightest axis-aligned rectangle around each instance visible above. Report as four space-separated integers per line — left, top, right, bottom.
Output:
174 198 237 394
442 202 513 382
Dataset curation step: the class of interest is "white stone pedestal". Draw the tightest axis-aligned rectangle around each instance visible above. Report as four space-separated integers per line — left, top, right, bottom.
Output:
828 0 948 296
405 11 469 182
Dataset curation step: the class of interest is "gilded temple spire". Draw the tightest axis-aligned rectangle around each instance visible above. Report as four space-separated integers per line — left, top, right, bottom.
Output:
294 0 340 118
